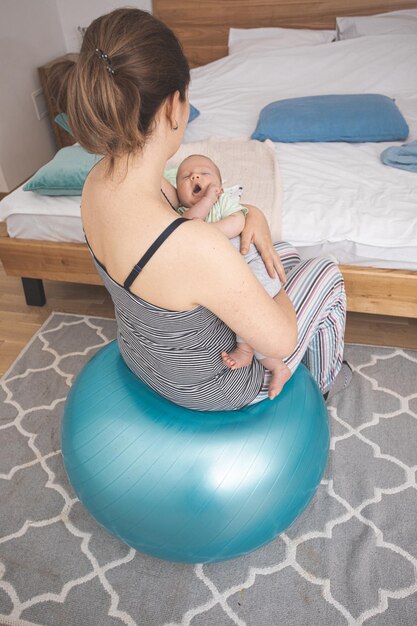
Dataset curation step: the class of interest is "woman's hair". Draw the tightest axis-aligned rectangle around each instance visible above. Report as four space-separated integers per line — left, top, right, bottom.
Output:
48 8 190 170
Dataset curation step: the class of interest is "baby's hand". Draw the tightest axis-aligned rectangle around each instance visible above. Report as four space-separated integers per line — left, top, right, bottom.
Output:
205 183 223 203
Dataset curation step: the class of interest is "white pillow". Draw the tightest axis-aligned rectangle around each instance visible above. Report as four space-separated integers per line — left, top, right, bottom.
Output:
228 27 335 55
337 8 417 40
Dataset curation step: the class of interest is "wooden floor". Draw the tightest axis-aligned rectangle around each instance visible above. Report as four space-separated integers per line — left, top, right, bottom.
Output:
1 260 416 376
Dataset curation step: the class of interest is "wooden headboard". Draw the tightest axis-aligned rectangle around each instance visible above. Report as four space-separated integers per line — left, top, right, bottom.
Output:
153 0 417 67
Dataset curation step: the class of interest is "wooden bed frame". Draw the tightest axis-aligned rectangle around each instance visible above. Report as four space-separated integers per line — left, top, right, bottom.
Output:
1 0 417 316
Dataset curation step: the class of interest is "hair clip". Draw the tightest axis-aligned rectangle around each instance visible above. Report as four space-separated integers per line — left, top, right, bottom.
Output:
95 47 115 75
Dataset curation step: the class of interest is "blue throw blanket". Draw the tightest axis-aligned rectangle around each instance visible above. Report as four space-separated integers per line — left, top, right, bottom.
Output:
381 139 417 173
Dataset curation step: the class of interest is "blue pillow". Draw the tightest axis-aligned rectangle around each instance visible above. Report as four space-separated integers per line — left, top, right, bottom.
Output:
189 104 200 123
27 106 201 197
55 112 72 134
55 104 200 135
251 94 409 143
23 145 102 196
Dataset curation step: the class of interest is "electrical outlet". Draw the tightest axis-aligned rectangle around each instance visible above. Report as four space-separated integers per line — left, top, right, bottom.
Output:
77 26 87 48
31 88 48 121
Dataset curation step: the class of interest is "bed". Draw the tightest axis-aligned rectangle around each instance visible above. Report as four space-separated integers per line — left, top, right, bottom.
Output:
0 0 416 317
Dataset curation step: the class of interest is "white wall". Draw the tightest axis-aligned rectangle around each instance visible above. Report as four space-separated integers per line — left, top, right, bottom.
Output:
0 0 67 192
0 0 152 193
56 0 152 53
0 167 8 193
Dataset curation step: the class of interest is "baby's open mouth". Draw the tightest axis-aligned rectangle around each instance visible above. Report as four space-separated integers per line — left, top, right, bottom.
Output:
192 183 202 194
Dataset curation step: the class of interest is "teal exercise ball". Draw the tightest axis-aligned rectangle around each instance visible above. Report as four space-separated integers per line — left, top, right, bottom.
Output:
61 341 329 563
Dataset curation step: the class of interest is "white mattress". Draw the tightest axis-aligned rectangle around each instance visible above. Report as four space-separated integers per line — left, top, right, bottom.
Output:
1 34 417 270
3 186 416 269
0 186 84 242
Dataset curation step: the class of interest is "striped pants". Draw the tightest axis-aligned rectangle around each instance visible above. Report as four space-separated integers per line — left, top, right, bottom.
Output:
250 242 346 402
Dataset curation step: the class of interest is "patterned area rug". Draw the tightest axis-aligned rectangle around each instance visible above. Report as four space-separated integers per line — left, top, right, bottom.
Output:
1 312 417 626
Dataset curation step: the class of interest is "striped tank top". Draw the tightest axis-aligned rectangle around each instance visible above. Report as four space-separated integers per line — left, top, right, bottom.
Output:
86 217 265 411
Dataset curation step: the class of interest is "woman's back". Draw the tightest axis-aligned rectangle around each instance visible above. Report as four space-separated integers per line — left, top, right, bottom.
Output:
88 234 265 411
81 158 199 312
61 6 302 411
81 156 266 411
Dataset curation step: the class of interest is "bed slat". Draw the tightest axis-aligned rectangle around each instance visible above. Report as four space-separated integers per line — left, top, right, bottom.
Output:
0 236 101 285
341 265 417 318
1 228 416 316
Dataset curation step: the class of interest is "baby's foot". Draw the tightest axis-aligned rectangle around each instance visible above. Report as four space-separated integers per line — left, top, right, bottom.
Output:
221 345 254 370
268 365 292 400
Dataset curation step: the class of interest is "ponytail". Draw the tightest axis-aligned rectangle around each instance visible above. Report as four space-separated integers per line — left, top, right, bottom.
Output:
48 8 190 174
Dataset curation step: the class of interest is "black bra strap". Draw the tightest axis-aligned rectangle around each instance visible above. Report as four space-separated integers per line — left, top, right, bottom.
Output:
123 217 188 290
161 188 177 211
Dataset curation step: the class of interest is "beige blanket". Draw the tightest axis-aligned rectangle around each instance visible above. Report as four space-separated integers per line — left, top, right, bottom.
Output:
166 137 282 241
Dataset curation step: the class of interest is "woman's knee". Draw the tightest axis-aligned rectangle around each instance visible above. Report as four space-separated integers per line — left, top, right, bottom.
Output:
274 241 299 257
308 255 343 276
323 257 345 289
274 241 301 266
317 257 347 307
291 256 346 300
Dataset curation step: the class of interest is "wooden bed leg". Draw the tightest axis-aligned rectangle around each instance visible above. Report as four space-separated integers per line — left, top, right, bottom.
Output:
21 277 46 307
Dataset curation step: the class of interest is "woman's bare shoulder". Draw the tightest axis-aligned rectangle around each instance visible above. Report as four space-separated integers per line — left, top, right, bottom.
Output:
177 220 255 299
161 176 179 210
179 219 243 266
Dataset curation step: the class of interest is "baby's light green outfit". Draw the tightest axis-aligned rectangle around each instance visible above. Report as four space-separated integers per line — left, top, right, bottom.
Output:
163 166 247 223
177 193 248 223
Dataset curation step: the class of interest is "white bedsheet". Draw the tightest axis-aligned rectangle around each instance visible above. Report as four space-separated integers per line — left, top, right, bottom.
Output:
3 191 417 270
185 34 417 254
185 34 417 141
1 34 416 269
4 213 417 269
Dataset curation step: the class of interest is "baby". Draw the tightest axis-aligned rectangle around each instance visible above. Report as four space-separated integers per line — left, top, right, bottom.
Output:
174 154 291 400
175 154 247 239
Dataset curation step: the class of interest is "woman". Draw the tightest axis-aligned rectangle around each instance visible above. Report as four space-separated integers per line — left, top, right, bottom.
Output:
52 8 349 411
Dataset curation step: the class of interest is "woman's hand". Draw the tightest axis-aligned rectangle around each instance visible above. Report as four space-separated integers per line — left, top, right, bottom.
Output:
240 204 286 283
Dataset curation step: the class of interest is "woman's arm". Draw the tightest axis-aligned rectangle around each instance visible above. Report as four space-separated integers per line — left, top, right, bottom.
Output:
186 220 297 359
211 211 245 239
241 204 286 283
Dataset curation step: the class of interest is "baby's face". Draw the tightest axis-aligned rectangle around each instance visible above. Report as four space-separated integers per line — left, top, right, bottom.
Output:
176 155 222 207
